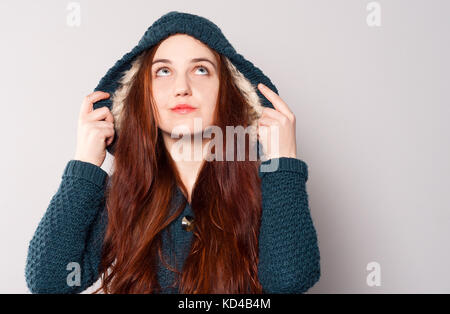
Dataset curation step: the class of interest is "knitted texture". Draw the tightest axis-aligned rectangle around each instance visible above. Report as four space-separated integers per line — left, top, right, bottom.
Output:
25 160 108 293
25 157 320 293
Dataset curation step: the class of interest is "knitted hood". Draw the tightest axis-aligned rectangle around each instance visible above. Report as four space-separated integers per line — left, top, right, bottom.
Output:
93 11 279 156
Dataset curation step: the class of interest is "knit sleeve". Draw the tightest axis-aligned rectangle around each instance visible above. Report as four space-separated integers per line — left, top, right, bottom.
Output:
257 157 321 294
25 160 109 294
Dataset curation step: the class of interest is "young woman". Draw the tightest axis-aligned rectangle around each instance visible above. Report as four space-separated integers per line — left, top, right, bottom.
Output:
25 11 321 294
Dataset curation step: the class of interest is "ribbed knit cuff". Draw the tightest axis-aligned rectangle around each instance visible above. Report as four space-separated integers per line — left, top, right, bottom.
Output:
259 157 308 181
63 160 108 189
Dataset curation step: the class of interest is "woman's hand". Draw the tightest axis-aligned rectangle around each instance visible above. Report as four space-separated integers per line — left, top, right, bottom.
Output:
256 83 297 160
74 91 115 167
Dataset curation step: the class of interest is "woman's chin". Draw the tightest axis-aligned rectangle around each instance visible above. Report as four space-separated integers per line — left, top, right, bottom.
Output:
160 126 204 139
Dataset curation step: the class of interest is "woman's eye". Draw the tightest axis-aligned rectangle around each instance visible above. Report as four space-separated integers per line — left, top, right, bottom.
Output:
154 65 209 77
195 66 209 75
155 67 170 77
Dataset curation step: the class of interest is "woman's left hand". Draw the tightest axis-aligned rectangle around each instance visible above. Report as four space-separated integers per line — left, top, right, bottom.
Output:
256 83 297 160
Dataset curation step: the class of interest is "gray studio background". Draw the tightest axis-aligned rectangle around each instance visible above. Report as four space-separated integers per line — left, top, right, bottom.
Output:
1 0 449 293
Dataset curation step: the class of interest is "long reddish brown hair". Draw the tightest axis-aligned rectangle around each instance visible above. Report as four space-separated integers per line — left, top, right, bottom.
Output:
94 37 264 294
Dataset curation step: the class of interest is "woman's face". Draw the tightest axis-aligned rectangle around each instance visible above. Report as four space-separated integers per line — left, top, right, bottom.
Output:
151 34 220 136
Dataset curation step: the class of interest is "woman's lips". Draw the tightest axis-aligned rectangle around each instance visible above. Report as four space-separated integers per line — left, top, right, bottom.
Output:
171 105 197 114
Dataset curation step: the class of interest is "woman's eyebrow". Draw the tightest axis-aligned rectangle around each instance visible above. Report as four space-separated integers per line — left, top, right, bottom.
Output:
152 58 217 70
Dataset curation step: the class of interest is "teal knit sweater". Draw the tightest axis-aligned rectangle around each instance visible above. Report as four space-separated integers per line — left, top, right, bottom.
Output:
25 157 320 293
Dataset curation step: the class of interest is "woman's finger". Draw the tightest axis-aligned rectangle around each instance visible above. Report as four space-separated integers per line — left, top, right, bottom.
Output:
261 107 289 123
86 106 115 124
258 117 279 127
257 83 294 119
80 91 110 118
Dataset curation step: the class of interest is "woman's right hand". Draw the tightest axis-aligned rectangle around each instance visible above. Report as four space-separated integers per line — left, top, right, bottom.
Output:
74 91 115 167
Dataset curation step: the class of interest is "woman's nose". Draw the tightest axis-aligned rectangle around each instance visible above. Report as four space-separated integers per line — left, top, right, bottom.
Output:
176 88 190 96
174 75 192 96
